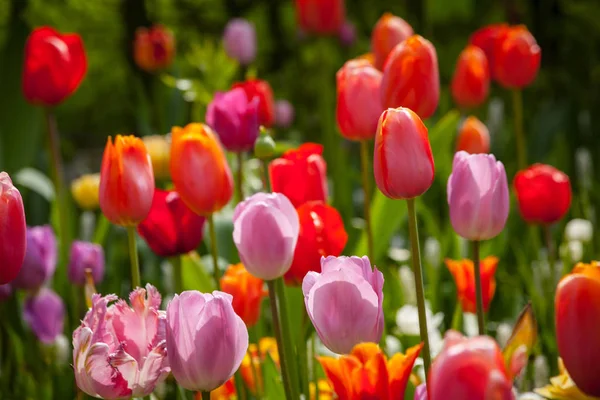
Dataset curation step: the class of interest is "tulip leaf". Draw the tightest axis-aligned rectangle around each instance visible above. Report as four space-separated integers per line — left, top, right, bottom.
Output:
13 168 55 202
181 251 216 293
502 303 538 376
263 353 285 400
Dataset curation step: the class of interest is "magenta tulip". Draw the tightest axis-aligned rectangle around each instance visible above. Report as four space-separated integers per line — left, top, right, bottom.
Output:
23 288 65 344
0 172 27 285
302 256 384 354
223 18 257 66
12 225 57 290
68 241 105 285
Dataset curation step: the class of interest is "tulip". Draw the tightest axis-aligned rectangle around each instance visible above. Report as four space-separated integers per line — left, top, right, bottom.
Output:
206 88 260 152
514 164 571 225
336 59 384 141
99 135 155 226
451 45 490 109
303 256 384 354
338 21 356 47
319 342 422 399
12 225 57 291
220 263 267 327
469 23 509 79
295 0 345 35
223 18 256 66
373 107 435 200
428 331 514 400
275 99 294 128
137 189 206 258
371 13 414 70
71 173 100 210
494 25 541 89
166 290 248 391
68 241 105 285
233 193 299 280
170 123 233 215
285 201 347 285
535 357 597 399
447 151 509 241
555 262 600 396
23 288 65 344
0 172 27 285
133 24 175 72
445 257 498 313
143 135 171 181
414 383 427 400
232 79 275 127
456 116 490 154
269 143 328 208
380 35 440 119
73 284 170 398
22 26 87 106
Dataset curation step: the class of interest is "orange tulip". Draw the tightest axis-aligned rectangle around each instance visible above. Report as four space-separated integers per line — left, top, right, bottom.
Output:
451 45 490 109
556 262 600 397
494 25 541 89
170 123 233 216
456 116 490 154
99 135 155 226
220 263 267 327
310 380 334 400
445 257 498 313
371 13 414 70
319 342 422 400
134 24 175 72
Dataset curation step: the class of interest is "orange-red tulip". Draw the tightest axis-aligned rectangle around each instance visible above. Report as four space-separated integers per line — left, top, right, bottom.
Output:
371 13 414 70
451 45 490 109
556 262 600 397
133 24 175 72
319 342 422 400
170 123 233 216
99 135 155 226
295 0 345 35
494 25 541 89
380 35 440 119
445 256 498 313
220 263 267 327
469 23 509 80
456 116 490 154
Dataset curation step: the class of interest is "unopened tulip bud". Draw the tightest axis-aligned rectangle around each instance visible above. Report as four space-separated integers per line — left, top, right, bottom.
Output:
0 172 27 284
68 241 105 286
254 131 276 159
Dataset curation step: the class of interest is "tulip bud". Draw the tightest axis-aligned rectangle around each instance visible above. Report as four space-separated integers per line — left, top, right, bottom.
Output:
374 107 435 200
371 13 414 70
469 23 509 79
447 151 509 241
233 193 299 280
23 288 65 344
142 135 171 181
494 25 541 89
166 290 249 391
232 79 276 127
12 225 57 290
223 19 256 66
295 0 345 35
451 45 490 109
133 24 175 72
68 241 105 286
254 132 276 159
303 256 384 354
220 263 267 327
71 173 100 210
445 257 498 313
456 116 490 154
0 172 27 284
274 100 294 128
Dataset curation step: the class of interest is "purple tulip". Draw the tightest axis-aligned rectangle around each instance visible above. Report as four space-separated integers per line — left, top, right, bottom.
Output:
206 88 260 152
166 290 248 391
223 18 256 65
338 21 357 47
302 256 384 354
275 99 295 128
447 151 509 241
233 193 299 280
68 241 105 285
12 225 57 290
23 288 65 344
0 283 12 301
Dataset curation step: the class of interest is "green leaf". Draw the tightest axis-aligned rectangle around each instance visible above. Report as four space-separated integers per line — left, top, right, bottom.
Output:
13 168 55 202
263 353 285 400
181 251 216 293
428 110 461 184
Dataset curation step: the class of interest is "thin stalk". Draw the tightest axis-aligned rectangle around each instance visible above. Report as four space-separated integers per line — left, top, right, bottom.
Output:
312 334 320 400
275 278 300 398
207 214 220 288
298 327 310 398
236 151 245 203
266 280 293 400
171 256 183 294
234 369 247 400
544 224 556 281
472 240 485 335
406 198 432 378
126 227 141 289
262 160 271 192
512 89 527 169
360 140 374 259
451 303 463 332
201 391 210 400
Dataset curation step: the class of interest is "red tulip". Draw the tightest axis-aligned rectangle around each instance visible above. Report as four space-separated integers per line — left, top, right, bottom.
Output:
456 116 490 154
514 164 571 225
556 262 600 397
22 26 87 106
374 107 434 199
295 0 345 35
336 59 384 141
469 23 509 80
137 189 206 257
269 143 328 208
232 79 275 127
284 201 348 285
493 25 541 89
0 172 27 284
133 24 175 72
445 257 498 313
380 35 440 119
451 45 490 109
371 13 414 70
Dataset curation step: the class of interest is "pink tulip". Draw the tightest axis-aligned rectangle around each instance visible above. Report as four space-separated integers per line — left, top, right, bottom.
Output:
166 290 248 391
73 284 169 399
414 383 427 400
0 172 27 285
223 18 256 66
12 225 57 290
447 151 509 241
233 193 300 280
275 99 295 128
302 256 384 354
23 288 65 344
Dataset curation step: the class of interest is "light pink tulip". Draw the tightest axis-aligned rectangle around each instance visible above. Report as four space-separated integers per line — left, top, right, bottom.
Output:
302 256 384 354
223 18 256 66
447 151 509 241
72 284 169 399
233 193 300 280
166 290 248 391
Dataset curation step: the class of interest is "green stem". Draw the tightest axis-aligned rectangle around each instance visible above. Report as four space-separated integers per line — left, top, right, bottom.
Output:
126 227 141 289
311 333 320 400
451 303 463 332
207 214 220 288
275 278 300 398
512 89 527 170
171 256 182 294
262 159 271 192
544 224 556 282
236 151 245 203
472 240 485 335
406 198 432 377
234 369 247 400
360 140 374 260
298 325 310 398
201 391 210 400
266 280 293 400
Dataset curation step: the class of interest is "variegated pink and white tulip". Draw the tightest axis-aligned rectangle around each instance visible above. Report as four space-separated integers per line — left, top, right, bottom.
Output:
72 284 169 399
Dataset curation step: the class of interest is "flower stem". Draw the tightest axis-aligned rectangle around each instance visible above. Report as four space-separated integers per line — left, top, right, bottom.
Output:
207 214 220 289
262 159 271 192
360 140 374 260
170 256 182 294
234 369 247 400
544 224 556 279
275 278 300 399
266 280 293 400
406 198 432 377
126 227 141 289
472 240 485 335
512 89 527 170
201 391 210 400
311 333 320 400
236 151 244 203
